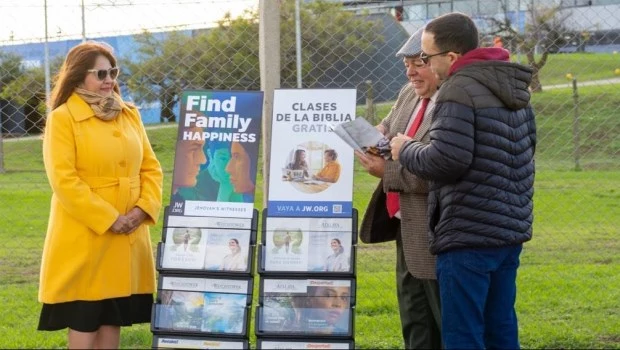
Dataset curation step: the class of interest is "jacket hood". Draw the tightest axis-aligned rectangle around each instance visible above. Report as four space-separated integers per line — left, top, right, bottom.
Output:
450 48 533 110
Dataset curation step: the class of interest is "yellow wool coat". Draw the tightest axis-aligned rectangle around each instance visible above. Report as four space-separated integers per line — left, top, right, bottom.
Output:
39 93 163 304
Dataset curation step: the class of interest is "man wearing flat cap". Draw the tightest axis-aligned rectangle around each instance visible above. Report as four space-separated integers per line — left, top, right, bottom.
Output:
357 27 442 349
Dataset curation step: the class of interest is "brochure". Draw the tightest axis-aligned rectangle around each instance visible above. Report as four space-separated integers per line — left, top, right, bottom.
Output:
159 228 252 273
256 278 355 337
330 117 391 159
153 275 251 336
260 216 355 273
153 335 248 349
257 339 354 349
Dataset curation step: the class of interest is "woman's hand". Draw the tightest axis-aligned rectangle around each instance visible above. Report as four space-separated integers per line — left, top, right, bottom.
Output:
109 215 134 234
109 207 147 234
125 207 148 233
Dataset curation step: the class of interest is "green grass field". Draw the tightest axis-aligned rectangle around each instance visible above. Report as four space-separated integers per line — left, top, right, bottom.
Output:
513 52 620 86
0 53 619 348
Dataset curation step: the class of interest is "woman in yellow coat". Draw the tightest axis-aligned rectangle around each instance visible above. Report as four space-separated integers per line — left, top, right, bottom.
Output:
37 41 163 349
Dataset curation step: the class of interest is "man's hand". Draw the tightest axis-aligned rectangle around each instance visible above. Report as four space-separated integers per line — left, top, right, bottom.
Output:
355 150 386 178
390 133 412 161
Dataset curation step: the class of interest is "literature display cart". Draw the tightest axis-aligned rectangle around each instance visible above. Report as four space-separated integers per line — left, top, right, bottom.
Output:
151 208 258 348
152 90 264 349
256 88 358 348
254 210 358 349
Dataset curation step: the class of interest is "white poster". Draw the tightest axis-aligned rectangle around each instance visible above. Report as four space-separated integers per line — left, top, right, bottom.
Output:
267 89 356 217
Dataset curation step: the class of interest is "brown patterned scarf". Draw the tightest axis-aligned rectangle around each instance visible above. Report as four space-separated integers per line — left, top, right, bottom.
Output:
74 88 123 121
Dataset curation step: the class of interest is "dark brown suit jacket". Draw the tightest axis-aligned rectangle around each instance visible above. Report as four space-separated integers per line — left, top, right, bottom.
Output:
359 83 437 280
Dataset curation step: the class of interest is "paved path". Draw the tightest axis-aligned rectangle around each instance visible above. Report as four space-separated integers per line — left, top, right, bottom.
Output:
545 77 620 90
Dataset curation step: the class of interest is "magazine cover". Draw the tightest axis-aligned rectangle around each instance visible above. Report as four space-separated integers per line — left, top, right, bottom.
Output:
153 335 248 349
257 278 354 337
153 276 251 336
164 206 258 232
203 229 252 272
158 275 253 299
160 227 206 270
267 89 355 217
160 228 252 273
170 90 263 219
257 339 354 349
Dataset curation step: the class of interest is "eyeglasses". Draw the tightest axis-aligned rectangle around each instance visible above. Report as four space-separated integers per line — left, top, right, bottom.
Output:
419 51 451 64
87 67 120 81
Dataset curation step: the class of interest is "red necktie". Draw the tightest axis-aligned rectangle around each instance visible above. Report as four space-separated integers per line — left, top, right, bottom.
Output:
386 98 430 218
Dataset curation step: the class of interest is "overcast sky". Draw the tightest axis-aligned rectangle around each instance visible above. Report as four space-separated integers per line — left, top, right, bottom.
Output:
0 0 258 45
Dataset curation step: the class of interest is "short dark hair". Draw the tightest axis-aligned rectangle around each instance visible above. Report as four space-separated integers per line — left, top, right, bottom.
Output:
425 12 479 55
325 149 338 160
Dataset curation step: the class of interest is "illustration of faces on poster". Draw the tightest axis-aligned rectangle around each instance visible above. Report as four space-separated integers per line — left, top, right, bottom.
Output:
259 279 353 336
282 142 342 194
171 90 263 218
268 89 355 217
203 229 251 272
263 217 353 273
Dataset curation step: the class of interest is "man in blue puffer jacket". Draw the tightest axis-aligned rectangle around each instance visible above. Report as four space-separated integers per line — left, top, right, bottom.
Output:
390 12 536 349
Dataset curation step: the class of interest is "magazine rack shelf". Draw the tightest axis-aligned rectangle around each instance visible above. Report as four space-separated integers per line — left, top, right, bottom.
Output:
151 274 253 338
255 209 358 348
152 207 259 348
257 209 357 277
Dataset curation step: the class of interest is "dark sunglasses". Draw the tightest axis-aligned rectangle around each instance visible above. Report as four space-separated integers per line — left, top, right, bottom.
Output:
419 51 451 64
87 67 120 81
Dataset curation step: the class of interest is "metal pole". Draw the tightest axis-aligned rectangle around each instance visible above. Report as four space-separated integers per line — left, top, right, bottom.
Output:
517 0 521 63
572 78 581 171
295 0 302 88
81 0 86 42
0 102 4 172
44 0 51 116
259 0 281 207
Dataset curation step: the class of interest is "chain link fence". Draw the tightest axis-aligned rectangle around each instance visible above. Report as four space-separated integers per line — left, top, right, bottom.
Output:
0 0 618 348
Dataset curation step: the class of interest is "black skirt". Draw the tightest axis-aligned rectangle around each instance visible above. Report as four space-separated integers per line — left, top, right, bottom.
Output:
38 293 154 332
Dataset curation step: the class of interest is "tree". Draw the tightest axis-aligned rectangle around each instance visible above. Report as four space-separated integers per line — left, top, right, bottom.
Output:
126 0 381 122
0 56 62 134
0 51 23 91
125 31 196 123
279 0 379 87
487 1 571 92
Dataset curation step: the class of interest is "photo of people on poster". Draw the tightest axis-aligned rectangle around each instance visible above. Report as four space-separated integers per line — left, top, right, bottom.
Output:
282 142 341 194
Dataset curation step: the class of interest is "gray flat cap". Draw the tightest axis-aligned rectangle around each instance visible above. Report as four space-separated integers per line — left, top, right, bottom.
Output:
396 27 424 57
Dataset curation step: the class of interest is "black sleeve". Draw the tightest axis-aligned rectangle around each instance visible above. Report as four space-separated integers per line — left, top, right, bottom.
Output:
399 101 475 182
